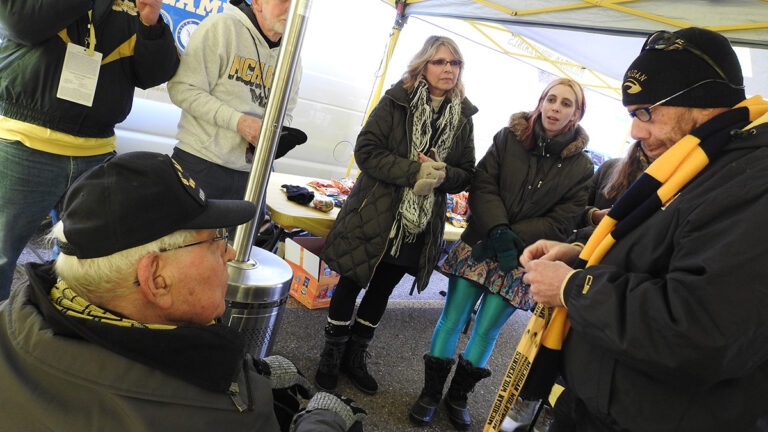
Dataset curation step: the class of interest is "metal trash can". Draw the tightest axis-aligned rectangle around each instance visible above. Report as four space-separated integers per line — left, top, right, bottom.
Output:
220 246 293 358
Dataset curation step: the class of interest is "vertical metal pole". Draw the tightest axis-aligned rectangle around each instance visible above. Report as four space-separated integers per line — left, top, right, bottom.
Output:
232 0 313 264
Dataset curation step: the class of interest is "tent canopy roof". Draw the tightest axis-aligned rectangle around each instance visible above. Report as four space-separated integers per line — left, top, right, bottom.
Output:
383 0 768 96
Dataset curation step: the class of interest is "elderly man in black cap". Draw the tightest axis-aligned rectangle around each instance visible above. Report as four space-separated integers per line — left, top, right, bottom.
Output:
0 151 365 431
520 27 768 431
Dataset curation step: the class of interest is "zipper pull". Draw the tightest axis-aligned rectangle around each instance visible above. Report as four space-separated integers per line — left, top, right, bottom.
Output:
228 382 248 412
537 180 543 188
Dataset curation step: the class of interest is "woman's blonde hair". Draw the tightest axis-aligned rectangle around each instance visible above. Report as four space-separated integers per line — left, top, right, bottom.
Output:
522 78 587 149
48 222 198 303
401 35 465 99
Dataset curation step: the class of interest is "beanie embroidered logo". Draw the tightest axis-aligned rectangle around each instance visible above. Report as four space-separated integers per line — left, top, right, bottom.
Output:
623 79 642 94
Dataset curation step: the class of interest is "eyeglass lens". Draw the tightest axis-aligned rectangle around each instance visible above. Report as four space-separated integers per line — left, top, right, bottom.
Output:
429 59 463 67
630 108 652 122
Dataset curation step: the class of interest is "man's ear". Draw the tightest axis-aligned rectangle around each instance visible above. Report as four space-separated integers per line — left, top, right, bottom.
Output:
136 253 173 309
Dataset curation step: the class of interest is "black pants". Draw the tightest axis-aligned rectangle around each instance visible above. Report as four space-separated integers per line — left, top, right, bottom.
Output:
172 148 265 233
327 261 410 329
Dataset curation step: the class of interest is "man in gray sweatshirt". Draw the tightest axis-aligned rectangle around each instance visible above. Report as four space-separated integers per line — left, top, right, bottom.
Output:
168 0 302 201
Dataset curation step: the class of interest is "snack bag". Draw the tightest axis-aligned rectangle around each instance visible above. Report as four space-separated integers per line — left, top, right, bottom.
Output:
310 194 335 212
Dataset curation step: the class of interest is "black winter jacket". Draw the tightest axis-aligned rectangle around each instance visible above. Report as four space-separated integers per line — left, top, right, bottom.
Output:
561 118 768 431
571 157 622 242
322 81 477 292
461 112 593 247
0 0 179 138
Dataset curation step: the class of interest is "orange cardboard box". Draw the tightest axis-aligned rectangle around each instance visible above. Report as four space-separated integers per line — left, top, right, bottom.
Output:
284 237 340 309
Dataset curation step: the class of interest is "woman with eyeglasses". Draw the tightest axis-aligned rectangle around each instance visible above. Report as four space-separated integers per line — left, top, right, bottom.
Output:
408 78 594 429
315 36 478 397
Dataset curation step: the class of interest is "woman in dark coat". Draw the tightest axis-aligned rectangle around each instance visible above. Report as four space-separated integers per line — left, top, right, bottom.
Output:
572 140 654 243
314 36 477 396
409 78 594 429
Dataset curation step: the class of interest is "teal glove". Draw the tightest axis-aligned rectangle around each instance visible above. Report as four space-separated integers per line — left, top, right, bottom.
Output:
470 237 496 261
470 227 523 272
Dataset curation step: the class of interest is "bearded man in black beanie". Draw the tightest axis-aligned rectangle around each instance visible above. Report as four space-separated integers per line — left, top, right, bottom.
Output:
517 27 768 431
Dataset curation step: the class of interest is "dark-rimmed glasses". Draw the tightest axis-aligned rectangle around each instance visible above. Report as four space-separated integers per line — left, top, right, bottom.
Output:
643 31 729 83
428 59 463 68
628 78 744 122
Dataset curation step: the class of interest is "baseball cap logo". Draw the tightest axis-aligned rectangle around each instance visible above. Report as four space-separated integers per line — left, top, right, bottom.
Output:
170 157 206 204
623 79 642 94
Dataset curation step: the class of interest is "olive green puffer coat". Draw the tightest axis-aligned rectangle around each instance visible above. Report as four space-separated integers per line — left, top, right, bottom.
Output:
460 112 594 248
321 81 477 292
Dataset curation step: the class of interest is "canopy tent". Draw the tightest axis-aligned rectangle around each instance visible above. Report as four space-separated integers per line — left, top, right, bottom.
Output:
369 0 767 107
346 0 766 174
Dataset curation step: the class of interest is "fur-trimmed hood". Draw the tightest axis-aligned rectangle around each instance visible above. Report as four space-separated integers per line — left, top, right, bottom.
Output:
508 111 589 159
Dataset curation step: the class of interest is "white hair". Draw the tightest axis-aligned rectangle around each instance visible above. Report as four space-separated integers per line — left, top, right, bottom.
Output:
47 222 198 303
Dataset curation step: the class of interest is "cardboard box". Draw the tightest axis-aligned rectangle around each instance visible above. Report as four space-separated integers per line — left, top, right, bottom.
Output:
284 237 340 309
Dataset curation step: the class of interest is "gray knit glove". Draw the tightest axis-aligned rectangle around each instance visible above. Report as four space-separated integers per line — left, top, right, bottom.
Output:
413 178 437 195
414 160 446 195
417 161 446 183
253 355 314 399
290 391 367 431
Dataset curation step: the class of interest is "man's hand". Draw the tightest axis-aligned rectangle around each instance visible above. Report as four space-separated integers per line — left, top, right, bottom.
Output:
519 240 582 267
237 114 263 145
136 0 162 26
523 259 574 307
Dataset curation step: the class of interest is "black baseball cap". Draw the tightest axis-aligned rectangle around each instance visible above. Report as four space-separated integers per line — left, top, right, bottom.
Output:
59 151 257 259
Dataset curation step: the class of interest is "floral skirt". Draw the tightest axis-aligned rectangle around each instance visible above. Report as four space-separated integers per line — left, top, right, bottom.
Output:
440 241 534 310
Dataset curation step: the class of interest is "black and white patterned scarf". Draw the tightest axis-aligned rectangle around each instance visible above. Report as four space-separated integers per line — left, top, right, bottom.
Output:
389 76 462 256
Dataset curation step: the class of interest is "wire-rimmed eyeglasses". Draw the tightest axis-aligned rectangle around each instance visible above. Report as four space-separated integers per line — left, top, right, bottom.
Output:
132 228 229 286
629 78 745 122
158 228 229 253
642 31 730 83
427 59 463 68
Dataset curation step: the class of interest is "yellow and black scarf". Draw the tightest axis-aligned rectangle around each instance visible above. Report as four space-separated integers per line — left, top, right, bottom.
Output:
50 281 176 329
484 96 768 431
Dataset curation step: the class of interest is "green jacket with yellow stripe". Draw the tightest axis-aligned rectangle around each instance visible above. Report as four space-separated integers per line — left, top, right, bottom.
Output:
0 0 179 139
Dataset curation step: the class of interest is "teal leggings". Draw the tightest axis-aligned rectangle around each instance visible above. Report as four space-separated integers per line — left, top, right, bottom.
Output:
429 276 517 367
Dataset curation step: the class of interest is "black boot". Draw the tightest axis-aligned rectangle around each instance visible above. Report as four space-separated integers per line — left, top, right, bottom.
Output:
409 354 455 426
341 334 378 394
444 355 491 430
315 323 350 392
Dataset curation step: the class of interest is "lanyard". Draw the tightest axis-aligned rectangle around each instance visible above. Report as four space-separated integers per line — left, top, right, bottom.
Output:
85 10 96 56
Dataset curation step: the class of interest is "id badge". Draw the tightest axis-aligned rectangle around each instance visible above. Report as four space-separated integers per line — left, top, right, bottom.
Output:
56 43 102 107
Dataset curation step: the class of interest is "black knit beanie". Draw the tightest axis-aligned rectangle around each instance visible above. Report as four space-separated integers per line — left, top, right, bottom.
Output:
622 27 745 108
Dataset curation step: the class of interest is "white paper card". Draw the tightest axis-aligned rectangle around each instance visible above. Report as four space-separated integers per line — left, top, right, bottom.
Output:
56 43 102 107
